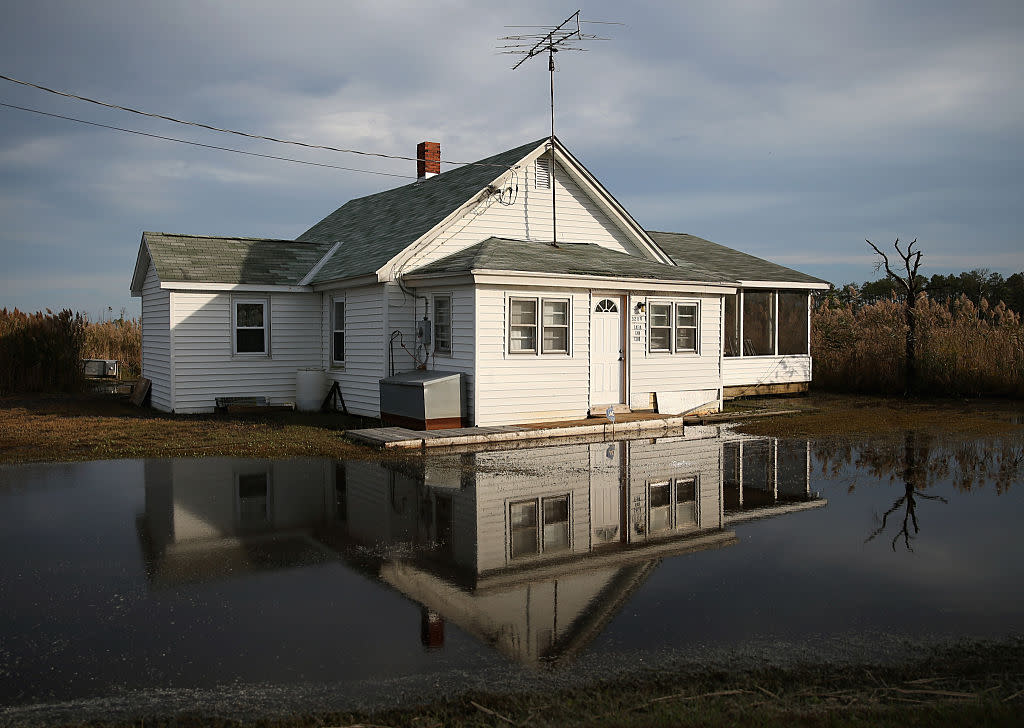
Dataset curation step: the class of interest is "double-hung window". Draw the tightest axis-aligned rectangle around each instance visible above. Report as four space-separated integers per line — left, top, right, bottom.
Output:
675 304 698 352
234 299 268 354
331 297 345 365
509 297 572 355
509 298 537 354
509 494 570 558
648 301 699 354
433 295 452 356
542 299 569 353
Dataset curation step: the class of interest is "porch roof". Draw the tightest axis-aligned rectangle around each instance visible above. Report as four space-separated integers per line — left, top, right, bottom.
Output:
648 231 829 286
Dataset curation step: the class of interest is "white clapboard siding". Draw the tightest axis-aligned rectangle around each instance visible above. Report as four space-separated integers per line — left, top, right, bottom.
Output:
722 355 811 387
474 285 591 426
629 294 723 410
324 284 384 417
140 261 172 411
402 159 646 272
416 284 476 421
169 291 321 413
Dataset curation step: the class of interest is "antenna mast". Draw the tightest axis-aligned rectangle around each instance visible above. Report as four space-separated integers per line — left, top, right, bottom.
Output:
500 11 613 247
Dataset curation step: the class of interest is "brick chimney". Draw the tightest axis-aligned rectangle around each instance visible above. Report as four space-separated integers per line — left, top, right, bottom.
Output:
416 141 440 180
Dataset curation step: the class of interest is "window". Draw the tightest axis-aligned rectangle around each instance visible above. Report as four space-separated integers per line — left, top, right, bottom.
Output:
237 472 270 529
234 299 267 354
542 299 569 353
650 478 699 533
510 500 538 557
729 289 810 357
433 295 452 355
778 292 809 355
535 156 552 189
742 290 775 355
648 303 672 352
595 298 618 313
542 496 569 552
331 297 345 364
510 495 570 558
648 301 699 354
675 304 698 352
724 293 740 357
509 298 537 353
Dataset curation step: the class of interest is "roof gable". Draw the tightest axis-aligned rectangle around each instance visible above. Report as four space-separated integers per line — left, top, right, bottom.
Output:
298 139 546 284
647 231 829 287
138 232 332 287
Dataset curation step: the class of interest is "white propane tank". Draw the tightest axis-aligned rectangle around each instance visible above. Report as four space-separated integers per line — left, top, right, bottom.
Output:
295 368 327 412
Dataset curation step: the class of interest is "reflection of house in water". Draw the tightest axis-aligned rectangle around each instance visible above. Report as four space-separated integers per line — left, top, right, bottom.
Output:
137 430 824 664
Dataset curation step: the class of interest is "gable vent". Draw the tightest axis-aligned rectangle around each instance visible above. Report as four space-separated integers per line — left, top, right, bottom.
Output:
535 157 552 189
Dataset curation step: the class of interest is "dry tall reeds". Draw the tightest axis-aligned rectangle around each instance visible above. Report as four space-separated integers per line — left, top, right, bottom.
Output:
83 317 141 377
813 293 1024 397
0 308 86 394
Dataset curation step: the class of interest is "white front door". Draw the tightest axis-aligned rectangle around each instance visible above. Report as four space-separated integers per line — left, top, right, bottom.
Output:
590 297 624 406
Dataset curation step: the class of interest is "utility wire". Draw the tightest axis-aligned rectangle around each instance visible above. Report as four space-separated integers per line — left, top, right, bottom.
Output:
0 73 514 170
0 101 416 179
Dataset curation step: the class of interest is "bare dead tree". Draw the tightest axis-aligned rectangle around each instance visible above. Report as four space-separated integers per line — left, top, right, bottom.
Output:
866 238 923 395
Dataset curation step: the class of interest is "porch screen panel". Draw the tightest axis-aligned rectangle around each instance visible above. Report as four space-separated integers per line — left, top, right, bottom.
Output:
742 291 775 355
777 292 809 355
724 294 739 357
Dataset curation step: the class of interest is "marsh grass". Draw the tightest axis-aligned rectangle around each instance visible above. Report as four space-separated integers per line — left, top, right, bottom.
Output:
813 294 1024 397
0 308 85 394
0 309 143 394
83 316 141 377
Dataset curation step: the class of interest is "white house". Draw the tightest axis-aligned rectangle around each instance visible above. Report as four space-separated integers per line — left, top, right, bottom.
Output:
129 137 829 425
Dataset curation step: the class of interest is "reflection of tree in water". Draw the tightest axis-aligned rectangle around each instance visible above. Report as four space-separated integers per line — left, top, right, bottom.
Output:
812 430 1023 494
864 431 948 551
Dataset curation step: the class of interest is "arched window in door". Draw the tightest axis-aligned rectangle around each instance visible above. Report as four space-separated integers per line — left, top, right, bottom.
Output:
595 298 618 313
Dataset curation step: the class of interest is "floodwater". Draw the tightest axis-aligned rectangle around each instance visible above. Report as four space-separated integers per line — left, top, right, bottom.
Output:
1 425 1022 720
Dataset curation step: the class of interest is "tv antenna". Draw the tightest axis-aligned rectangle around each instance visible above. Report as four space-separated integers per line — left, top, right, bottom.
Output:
499 10 617 246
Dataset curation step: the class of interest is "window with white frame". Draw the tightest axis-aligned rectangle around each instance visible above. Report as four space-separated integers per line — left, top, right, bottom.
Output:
675 304 698 352
649 477 698 533
542 298 569 353
648 303 672 352
433 294 451 355
234 299 268 354
648 301 699 354
331 297 345 365
236 471 270 529
509 297 572 355
509 298 537 353
509 494 570 558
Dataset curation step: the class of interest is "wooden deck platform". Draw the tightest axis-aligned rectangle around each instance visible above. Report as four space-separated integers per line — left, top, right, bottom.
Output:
346 409 800 450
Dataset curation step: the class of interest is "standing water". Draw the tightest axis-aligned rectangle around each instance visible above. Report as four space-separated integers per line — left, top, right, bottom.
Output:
1 425 1022 722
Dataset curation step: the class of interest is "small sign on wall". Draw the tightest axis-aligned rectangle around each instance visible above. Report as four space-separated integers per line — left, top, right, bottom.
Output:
631 313 644 343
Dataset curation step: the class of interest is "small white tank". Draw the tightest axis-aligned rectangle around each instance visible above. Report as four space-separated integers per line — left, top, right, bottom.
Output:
295 368 327 412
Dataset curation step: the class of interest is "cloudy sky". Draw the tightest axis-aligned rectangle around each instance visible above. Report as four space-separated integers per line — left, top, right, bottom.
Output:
1 1 1021 317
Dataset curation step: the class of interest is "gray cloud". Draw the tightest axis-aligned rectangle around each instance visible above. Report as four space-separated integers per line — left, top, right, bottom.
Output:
1 0 1022 314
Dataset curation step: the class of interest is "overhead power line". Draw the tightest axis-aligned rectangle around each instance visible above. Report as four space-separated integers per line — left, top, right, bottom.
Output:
0 101 416 179
0 72 514 170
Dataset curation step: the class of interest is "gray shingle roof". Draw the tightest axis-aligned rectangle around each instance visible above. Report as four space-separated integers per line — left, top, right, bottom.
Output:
142 232 332 285
405 237 734 284
298 139 547 284
647 231 828 286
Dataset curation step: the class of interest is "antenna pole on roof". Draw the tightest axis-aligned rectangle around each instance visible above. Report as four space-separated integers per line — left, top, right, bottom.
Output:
500 10 617 248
